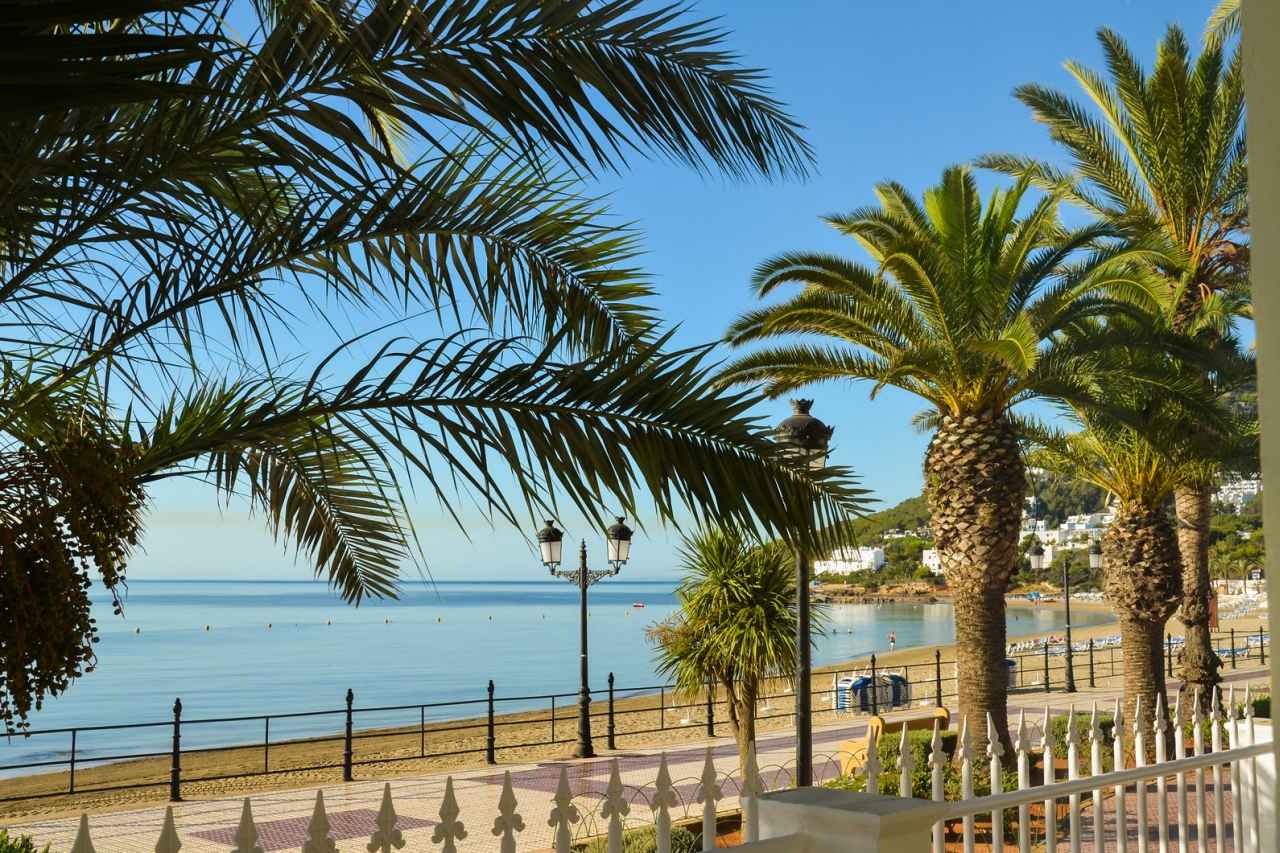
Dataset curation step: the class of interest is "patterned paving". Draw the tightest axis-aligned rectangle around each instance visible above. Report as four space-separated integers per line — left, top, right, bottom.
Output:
189 808 435 851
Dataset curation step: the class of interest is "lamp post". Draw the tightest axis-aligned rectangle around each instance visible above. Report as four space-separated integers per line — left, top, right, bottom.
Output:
536 516 633 758
775 399 833 788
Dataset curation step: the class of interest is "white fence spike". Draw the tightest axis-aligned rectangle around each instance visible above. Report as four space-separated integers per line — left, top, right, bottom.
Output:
549 766 580 853
1246 689 1262 853
155 806 182 853
985 711 1004 849
602 758 629 853
431 777 467 853
1172 694 1189 853
70 814 96 853
1066 704 1081 853
1043 707 1057 853
1227 691 1244 853
233 798 263 853
958 716 974 853
653 755 677 853
898 722 915 798
863 725 881 793
1154 695 1170 853
1210 686 1227 853
696 748 721 853
1113 697 1127 853
303 790 337 853
1133 696 1149 853
1014 710 1031 853
1088 703 1105 853
929 720 945 853
490 771 525 853
366 783 405 853
1191 688 1208 853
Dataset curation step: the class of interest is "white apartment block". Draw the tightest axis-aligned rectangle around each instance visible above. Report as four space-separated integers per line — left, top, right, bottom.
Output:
1215 476 1262 511
814 546 885 575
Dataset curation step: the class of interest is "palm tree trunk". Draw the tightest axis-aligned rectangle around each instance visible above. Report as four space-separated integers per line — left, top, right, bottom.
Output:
734 683 757 776
1102 504 1181 751
924 411 1023 757
1175 484 1221 713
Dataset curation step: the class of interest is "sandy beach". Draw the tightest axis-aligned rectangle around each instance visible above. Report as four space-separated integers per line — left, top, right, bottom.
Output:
0 597 1268 822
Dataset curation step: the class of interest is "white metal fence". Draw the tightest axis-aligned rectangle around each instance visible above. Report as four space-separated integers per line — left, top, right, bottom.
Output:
58 687 1271 853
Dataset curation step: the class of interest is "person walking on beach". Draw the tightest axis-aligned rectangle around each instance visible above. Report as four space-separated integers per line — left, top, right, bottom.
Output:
888 631 896 651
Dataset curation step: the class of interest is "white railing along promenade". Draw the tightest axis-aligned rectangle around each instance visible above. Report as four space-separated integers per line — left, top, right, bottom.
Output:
57 686 1272 853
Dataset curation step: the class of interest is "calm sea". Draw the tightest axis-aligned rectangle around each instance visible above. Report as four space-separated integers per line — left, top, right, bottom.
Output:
0 580 1112 776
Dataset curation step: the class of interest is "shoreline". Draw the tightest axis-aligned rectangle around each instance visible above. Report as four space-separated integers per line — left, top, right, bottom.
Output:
0 598 1268 823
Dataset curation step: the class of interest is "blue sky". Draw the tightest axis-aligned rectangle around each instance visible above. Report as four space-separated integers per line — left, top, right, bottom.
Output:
132 0 1218 585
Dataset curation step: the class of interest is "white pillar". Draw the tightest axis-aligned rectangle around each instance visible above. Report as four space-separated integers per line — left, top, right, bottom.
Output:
756 789 931 853
1241 0 1280 846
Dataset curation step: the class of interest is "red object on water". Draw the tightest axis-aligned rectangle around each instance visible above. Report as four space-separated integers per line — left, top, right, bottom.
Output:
632 602 646 608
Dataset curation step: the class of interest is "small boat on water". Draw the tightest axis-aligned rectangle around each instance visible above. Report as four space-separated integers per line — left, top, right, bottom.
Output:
632 602 646 608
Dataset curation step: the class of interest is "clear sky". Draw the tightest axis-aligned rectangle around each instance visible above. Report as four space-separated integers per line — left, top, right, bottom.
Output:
132 0 1220 585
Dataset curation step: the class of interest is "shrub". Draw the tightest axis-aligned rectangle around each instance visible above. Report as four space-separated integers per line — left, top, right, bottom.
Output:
0 833 47 853
1251 695 1270 719
583 826 699 853
1048 711 1117 775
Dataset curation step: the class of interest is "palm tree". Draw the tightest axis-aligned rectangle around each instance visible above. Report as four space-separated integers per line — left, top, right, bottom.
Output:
647 528 805 773
717 166 1158 753
0 0 873 730
978 17 1248 707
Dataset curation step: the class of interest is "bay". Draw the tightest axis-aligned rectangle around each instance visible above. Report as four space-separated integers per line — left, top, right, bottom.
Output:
1 580 1114 776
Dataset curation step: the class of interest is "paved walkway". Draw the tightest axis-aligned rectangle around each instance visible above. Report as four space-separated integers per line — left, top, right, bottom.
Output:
3 671 1269 853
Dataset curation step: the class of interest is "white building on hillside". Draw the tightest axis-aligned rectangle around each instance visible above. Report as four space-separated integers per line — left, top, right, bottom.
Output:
922 548 942 575
814 546 885 575
1215 476 1262 511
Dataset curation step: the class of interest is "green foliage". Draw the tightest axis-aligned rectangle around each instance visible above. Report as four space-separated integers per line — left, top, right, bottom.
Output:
2 0 878 726
0 832 47 853
1048 712 1117 774
1252 695 1270 719
843 495 932 542
1208 506 1265 580
583 826 699 853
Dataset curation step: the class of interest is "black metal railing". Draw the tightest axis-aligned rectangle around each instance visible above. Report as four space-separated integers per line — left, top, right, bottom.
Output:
0 628 1267 806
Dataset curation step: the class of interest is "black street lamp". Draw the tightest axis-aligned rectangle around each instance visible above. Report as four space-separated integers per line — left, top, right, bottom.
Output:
775 399 833 788
537 517 633 758
1061 553 1077 693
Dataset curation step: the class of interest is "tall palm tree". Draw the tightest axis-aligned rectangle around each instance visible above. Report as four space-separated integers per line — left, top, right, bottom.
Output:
0 0 872 730
647 527 805 773
1031 417 1185 739
978 18 1248 706
717 166 1158 753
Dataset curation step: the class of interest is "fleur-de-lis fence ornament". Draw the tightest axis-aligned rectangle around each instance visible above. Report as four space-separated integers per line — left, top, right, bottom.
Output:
156 806 182 853
366 784 405 853
602 758 630 853
490 771 525 853
898 722 915 798
1013 711 1031 853
70 814 96 853
863 726 881 793
652 755 678 853
303 791 337 853
548 766 580 853
696 748 721 852
431 777 467 853
232 799 263 853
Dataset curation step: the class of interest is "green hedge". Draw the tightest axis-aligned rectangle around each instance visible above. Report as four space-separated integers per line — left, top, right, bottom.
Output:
583 826 699 853
0 833 47 853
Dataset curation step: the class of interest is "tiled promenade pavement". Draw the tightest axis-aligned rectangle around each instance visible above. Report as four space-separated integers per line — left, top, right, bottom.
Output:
4 670 1268 853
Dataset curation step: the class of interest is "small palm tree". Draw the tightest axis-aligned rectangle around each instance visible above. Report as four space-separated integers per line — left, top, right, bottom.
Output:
648 528 805 773
978 14 1248 705
718 166 1159 753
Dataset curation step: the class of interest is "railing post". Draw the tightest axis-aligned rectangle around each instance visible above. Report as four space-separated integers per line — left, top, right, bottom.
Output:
1167 633 1174 678
1260 628 1267 666
1231 628 1238 669
1088 638 1096 688
486 680 496 764
343 688 354 781
68 729 76 795
659 687 665 730
551 695 556 742
169 698 182 802
706 681 715 737
420 706 425 757
870 654 878 715
1043 642 1050 689
934 649 943 708
607 672 616 750
264 716 270 773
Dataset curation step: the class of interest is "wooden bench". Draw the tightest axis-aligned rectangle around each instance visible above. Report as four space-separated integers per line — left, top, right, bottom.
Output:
836 706 950 777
